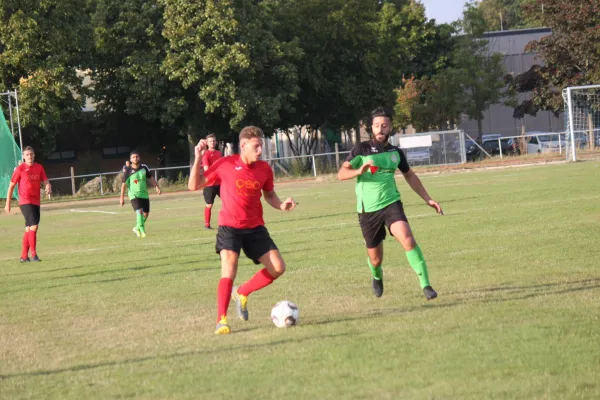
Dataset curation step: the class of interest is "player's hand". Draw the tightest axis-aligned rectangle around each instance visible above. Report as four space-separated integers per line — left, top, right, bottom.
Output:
119 197 124 207
358 160 374 175
280 197 297 211
45 184 52 195
427 199 444 215
156 186 162 195
4 203 10 214
195 139 208 160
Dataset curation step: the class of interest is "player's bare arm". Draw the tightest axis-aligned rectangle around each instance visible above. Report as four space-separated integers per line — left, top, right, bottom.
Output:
188 139 208 191
42 180 51 195
263 190 296 212
337 160 374 181
148 177 162 195
4 181 16 213
119 183 126 206
402 169 443 214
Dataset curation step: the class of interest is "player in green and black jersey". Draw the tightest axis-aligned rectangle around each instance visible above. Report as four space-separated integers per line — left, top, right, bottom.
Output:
120 151 161 238
338 107 443 300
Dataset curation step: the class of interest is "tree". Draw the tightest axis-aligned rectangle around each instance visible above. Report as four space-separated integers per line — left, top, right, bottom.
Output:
506 0 600 117
161 0 301 134
272 0 437 146
477 0 541 32
394 3 506 136
0 0 93 151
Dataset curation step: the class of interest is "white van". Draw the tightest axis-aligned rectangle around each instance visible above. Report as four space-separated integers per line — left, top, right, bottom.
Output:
527 132 565 154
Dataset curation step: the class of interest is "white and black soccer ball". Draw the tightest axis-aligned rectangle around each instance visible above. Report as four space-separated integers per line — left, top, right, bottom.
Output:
270 300 299 328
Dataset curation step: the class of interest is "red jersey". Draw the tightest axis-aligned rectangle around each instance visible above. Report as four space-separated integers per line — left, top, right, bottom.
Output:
10 163 48 206
204 155 274 229
202 149 223 186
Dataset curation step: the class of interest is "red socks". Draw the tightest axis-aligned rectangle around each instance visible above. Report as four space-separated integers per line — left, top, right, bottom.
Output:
217 278 233 321
204 207 212 227
21 232 29 259
238 268 276 297
28 230 37 257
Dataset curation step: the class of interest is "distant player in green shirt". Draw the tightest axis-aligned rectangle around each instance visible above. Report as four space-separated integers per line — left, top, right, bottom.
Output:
119 151 161 238
337 107 443 299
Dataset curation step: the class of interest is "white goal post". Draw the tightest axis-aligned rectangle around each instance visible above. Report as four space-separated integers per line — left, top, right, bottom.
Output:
562 84 600 161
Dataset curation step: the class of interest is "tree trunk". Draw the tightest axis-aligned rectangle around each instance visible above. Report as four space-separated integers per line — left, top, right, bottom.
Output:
477 117 483 141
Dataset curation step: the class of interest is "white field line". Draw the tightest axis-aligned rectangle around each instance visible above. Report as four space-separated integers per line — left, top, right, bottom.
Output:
0 212 445 261
3 191 598 262
68 209 118 215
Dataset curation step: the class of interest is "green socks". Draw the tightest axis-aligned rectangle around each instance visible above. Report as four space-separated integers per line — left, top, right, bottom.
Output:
406 245 430 288
136 210 146 234
367 258 383 280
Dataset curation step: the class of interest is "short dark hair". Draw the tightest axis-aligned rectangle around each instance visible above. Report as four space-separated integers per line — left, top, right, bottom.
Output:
23 146 34 153
370 107 393 124
239 126 264 141
130 150 140 157
206 133 216 140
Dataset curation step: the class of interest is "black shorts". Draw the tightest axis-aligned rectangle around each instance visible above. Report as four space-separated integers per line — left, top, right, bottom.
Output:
131 198 150 213
216 225 278 265
203 185 220 205
20 204 41 227
358 201 408 248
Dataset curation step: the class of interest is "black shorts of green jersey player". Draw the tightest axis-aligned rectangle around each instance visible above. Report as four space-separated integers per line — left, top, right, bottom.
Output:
119 151 161 238
337 107 444 300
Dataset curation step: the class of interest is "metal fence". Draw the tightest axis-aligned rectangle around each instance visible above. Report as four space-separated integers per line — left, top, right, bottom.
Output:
47 131 473 197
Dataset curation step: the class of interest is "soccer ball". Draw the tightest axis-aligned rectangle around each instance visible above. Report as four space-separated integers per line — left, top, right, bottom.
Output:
270 300 299 328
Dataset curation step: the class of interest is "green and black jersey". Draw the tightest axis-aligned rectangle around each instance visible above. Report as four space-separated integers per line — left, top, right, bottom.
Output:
345 141 410 213
122 164 151 200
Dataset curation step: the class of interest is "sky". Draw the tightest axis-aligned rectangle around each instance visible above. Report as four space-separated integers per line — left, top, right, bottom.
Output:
420 0 466 24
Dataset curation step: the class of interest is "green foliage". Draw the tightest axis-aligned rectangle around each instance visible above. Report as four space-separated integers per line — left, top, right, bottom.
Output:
477 0 542 32
161 0 301 132
507 0 600 117
395 3 506 135
0 0 94 150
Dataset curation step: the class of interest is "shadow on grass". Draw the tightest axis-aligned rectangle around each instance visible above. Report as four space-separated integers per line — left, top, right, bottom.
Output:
304 277 600 327
0 332 351 380
0 262 220 295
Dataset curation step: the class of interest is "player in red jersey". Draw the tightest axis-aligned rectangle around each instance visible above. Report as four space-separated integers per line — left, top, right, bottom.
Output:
189 126 297 335
201 134 222 229
4 146 51 262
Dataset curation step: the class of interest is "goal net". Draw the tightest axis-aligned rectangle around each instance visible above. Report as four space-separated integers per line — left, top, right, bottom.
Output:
562 85 600 161
0 104 21 199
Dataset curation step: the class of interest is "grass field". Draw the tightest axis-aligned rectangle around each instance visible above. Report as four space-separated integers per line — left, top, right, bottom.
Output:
1 162 599 399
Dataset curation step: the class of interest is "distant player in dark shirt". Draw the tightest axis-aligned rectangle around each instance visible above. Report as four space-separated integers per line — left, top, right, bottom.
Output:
5 146 51 262
189 126 297 335
119 151 161 238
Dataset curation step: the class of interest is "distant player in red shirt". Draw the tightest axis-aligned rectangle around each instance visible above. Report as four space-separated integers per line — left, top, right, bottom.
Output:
201 134 222 229
189 126 297 335
4 146 51 262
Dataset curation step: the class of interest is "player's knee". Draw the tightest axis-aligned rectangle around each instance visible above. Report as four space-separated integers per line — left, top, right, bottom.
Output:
402 236 417 251
272 259 286 277
30 225 38 232
206 204 213 209
369 255 383 266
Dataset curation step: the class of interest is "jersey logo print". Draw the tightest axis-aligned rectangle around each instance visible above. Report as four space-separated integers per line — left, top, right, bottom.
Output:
134 179 139 184
390 153 399 163
369 166 379 174
235 166 242 170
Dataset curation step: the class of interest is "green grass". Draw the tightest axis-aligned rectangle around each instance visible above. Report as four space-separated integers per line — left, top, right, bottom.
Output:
1 162 600 399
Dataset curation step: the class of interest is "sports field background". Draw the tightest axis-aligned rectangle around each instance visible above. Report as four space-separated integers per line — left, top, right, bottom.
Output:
1 162 599 399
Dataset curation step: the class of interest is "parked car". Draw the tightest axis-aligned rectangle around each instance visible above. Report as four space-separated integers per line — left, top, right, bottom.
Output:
466 139 511 161
527 132 565 154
